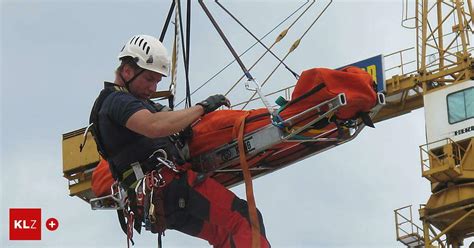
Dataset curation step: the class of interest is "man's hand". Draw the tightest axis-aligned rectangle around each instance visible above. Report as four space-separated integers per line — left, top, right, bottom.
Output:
197 94 231 114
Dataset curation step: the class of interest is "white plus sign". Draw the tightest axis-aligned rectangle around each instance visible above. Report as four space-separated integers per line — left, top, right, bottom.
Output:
48 220 56 228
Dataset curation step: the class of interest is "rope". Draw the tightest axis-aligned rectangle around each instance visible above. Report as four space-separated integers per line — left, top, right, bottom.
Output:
177 0 192 108
216 0 300 79
225 0 317 97
175 0 309 107
199 0 253 80
240 0 333 110
169 0 180 110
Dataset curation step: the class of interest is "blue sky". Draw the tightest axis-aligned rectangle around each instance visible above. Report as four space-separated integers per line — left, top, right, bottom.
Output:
1 1 439 247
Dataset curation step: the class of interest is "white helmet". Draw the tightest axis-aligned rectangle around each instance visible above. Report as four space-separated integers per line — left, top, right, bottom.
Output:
118 35 170 77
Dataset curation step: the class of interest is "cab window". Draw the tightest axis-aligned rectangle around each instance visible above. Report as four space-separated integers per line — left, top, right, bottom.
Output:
447 86 474 124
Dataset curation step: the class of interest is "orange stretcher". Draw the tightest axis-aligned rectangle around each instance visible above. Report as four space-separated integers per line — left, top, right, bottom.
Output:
90 66 383 197
188 66 381 186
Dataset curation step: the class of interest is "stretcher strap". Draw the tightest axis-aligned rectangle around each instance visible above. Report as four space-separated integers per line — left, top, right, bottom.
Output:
233 112 260 248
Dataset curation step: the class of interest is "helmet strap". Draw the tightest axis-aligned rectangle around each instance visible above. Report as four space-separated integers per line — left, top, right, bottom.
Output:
120 69 145 92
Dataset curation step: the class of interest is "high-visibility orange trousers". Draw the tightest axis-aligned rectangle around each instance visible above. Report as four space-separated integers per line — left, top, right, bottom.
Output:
163 170 270 248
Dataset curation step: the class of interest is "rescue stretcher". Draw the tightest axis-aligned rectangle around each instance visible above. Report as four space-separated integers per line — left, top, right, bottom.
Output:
193 93 366 187
188 66 385 187
62 66 385 209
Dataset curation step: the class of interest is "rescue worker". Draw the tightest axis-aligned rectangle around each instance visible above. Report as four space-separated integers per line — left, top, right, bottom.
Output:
90 34 270 248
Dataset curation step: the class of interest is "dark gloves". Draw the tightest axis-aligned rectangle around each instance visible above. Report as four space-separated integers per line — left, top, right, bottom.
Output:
196 94 231 115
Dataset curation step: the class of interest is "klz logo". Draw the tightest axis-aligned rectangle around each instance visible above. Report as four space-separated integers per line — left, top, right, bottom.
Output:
9 208 41 240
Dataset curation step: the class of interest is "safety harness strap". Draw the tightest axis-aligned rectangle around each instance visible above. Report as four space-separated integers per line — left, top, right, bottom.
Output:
90 82 185 181
89 83 130 179
233 112 260 248
90 82 191 248
126 210 135 248
117 209 132 243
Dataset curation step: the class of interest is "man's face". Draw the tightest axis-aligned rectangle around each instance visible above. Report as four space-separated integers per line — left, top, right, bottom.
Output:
127 68 163 100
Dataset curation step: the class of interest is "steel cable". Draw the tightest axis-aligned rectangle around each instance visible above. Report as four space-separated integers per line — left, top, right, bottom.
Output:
216 0 300 79
176 0 310 107
224 0 317 97
240 0 333 110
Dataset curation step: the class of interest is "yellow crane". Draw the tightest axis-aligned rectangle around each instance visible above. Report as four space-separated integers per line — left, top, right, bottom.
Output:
388 0 473 247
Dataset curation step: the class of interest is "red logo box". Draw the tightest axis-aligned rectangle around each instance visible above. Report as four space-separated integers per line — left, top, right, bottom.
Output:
9 208 42 240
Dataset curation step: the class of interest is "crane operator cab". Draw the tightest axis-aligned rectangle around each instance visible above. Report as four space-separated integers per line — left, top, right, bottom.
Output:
418 80 474 245
422 80 474 190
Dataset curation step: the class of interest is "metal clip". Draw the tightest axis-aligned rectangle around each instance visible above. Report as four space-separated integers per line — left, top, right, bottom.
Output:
109 181 127 208
149 149 180 172
149 149 168 161
157 173 166 188
156 157 180 172
145 173 155 190
148 188 157 224
134 179 145 206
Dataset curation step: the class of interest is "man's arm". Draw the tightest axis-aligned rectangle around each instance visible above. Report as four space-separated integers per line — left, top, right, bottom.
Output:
126 105 204 138
126 94 230 138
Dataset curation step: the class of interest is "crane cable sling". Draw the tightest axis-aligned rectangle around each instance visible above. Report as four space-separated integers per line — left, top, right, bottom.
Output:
198 0 252 79
216 0 300 80
175 0 310 107
199 0 261 246
234 111 261 248
169 1 180 110
224 0 317 97
185 0 192 108
159 1 176 42
159 1 178 109
241 0 333 110
176 0 192 108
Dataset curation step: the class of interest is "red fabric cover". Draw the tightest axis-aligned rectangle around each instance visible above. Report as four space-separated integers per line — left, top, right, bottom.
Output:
291 66 376 119
189 109 268 157
91 158 115 197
